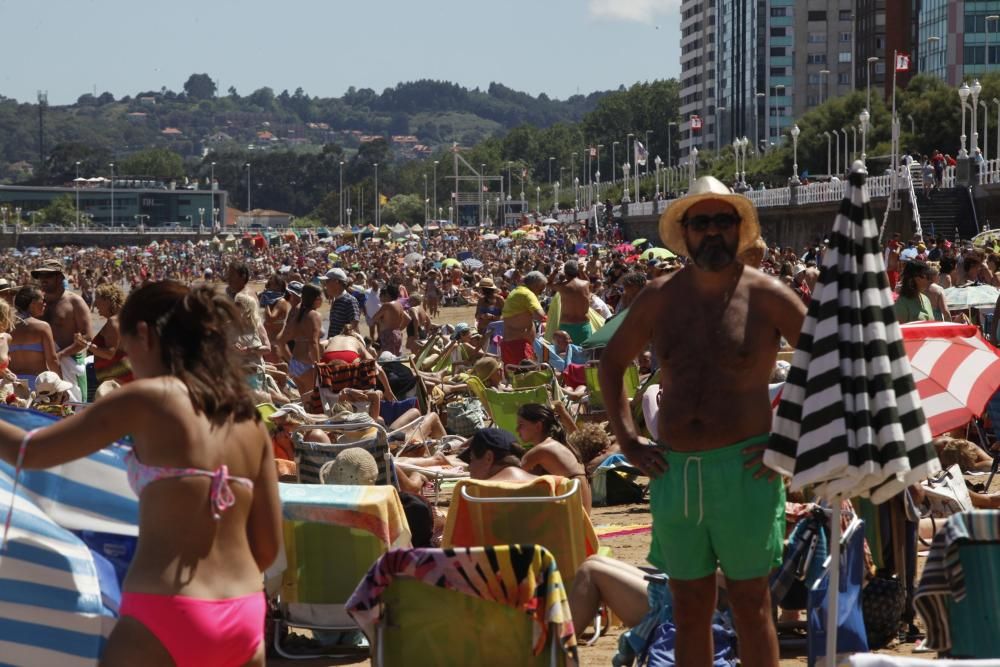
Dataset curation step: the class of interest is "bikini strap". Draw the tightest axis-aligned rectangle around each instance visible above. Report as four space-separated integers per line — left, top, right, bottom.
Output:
1 428 40 553
208 465 252 520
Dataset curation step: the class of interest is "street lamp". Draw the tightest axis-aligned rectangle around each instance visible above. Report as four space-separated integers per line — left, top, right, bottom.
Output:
841 127 849 172
339 161 344 228
622 163 631 203
74 161 81 228
739 137 749 184
773 85 785 150
819 70 830 105
981 100 990 165
109 162 115 226
732 139 741 184
755 92 766 154
536 186 541 212
553 182 560 210
866 57 879 112
959 82 971 158
689 147 699 186
244 163 251 211
859 109 870 164
832 130 841 176
198 207 205 230
791 124 801 179
972 79 983 156
573 177 579 209
907 114 915 135
571 152 577 191
213 207 220 231
824 131 832 177
611 141 620 183
210 161 216 187
548 157 555 187
655 155 663 196
432 160 438 217
851 126 858 162
346 207 352 228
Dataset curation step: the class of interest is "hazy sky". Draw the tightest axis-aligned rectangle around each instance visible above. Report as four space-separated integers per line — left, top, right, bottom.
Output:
1 0 682 105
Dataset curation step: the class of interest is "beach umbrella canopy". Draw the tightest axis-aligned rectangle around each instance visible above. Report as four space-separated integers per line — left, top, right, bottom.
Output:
582 309 627 349
766 165 938 503
614 243 635 253
943 284 1000 309
462 258 484 270
900 321 1000 436
481 233 499 241
764 165 940 665
541 217 559 224
640 247 676 261
443 235 459 241
971 229 1000 248
410 224 423 233
631 238 649 247
336 244 353 253
404 252 424 267
441 258 461 268
497 238 513 246
511 230 527 238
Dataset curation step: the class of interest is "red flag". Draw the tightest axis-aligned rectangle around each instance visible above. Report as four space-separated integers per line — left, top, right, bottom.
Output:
690 115 703 131
895 53 910 72
589 147 597 158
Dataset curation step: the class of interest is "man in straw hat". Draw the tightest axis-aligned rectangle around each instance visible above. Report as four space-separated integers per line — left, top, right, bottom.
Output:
32 259 90 403
599 176 806 667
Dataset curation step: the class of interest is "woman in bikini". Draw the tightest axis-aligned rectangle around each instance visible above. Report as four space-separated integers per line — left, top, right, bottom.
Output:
9 285 58 391
0 281 282 666
424 269 441 317
276 283 323 410
515 402 592 514
82 283 134 385
260 274 291 365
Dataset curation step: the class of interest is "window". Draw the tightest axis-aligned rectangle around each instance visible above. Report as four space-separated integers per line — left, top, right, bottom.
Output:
769 86 787 96
770 7 786 16
807 95 820 106
770 46 786 56
875 62 885 74
840 31 852 42
770 26 786 37
838 72 851 84
808 10 827 21
875 37 884 49
807 32 827 43
839 51 852 63
807 53 828 64
839 10 852 20
770 67 787 76
807 73 821 84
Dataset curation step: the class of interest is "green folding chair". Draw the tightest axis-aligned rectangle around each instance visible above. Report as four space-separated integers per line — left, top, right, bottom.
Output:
482 385 551 439
584 362 640 413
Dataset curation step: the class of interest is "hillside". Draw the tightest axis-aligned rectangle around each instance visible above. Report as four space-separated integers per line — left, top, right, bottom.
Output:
0 77 610 182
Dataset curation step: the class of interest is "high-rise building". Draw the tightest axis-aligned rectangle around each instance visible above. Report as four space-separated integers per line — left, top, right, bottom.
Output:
854 0 918 100
714 0 758 152
678 0 717 164
919 0 1000 85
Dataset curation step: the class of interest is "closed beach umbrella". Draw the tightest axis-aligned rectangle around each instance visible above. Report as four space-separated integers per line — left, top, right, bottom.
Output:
900 321 1000 436
481 233 499 241
582 309 627 349
763 165 939 664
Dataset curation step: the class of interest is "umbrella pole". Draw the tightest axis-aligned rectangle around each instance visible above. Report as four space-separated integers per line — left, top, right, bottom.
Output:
825 495 842 667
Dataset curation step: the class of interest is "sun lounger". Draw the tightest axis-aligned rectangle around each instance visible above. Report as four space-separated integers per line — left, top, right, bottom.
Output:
295 420 390 484
583 361 639 414
469 382 550 438
269 483 411 660
346 544 576 666
442 476 599 589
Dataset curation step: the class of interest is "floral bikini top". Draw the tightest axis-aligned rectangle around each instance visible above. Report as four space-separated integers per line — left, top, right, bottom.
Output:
125 449 254 520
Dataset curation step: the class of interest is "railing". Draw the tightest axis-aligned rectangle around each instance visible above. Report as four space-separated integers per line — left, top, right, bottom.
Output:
903 166 923 240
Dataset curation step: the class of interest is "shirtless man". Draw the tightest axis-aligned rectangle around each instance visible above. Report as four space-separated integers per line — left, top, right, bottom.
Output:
371 284 410 357
552 260 592 345
32 260 90 402
600 177 806 667
499 271 548 367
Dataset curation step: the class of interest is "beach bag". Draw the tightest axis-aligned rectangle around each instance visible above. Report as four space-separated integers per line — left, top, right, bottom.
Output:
861 574 906 650
916 464 973 519
381 360 416 397
445 398 487 437
639 617 737 666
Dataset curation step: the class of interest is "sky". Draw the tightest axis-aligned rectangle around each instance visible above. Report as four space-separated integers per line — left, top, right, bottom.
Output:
0 0 682 105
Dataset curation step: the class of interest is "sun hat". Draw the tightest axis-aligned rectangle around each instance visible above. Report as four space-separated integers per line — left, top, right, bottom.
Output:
324 447 379 485
271 403 308 421
658 175 760 258
471 356 501 381
30 259 65 277
35 371 74 396
458 428 523 463
477 277 496 290
320 267 349 284
0 278 14 292
286 281 304 297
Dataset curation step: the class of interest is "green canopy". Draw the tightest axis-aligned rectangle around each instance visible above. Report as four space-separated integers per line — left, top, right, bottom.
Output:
641 247 676 261
582 308 628 349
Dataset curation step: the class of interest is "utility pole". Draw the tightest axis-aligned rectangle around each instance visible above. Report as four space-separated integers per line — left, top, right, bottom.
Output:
37 91 47 164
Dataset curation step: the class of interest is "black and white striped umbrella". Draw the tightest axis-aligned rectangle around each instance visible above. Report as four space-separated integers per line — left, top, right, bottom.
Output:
764 163 940 504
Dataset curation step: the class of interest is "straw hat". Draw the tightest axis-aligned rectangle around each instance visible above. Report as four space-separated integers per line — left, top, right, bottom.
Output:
35 371 74 396
325 447 378 485
477 277 496 290
658 176 760 258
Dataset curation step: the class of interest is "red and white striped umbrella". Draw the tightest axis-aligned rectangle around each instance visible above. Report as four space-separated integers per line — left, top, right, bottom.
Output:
900 321 1000 436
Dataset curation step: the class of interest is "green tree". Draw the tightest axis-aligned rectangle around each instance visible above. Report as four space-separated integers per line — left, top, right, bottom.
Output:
119 147 185 180
183 73 217 100
380 194 424 224
38 195 78 226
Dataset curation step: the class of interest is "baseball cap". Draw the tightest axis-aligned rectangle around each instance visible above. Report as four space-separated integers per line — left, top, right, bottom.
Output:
286 281 304 297
320 268 349 284
458 428 524 463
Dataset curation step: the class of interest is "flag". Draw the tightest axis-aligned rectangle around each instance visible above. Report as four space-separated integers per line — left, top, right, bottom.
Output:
379 193 388 206
634 141 648 167
895 53 910 72
482 185 489 192
589 147 597 158
690 115 703 131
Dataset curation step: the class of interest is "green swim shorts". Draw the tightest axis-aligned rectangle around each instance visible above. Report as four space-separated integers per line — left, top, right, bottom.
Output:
559 321 593 345
647 434 785 582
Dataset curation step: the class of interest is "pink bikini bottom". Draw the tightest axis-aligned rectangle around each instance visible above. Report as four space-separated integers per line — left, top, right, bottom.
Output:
119 591 264 666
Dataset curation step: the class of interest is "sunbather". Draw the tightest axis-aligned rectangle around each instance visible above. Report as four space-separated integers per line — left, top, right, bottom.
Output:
569 555 655 638
516 403 592 513
458 427 537 483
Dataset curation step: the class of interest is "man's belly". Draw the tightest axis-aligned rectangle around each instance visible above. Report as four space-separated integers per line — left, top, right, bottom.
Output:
656 389 773 452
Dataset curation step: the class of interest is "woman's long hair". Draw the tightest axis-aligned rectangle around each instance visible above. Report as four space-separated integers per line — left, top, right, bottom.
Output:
297 283 322 323
119 281 258 425
899 260 929 299
518 403 577 458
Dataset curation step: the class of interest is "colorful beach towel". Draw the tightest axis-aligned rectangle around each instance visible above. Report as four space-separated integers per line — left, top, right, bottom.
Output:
346 544 578 662
278 483 411 549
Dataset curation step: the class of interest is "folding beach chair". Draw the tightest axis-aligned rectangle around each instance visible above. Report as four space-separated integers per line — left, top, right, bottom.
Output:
583 361 640 414
346 545 575 667
476 383 551 438
269 483 411 660
295 420 390 484
507 362 565 402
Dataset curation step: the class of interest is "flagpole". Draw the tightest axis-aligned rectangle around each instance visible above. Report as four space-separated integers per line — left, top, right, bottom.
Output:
891 50 900 214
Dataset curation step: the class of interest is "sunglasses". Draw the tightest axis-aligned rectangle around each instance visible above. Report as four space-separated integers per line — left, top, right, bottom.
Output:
682 213 740 232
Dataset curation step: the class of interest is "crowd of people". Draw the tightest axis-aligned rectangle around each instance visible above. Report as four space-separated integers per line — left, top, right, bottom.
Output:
1 177 999 666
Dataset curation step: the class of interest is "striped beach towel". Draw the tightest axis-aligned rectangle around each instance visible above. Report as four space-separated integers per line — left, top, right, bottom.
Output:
913 510 1000 652
764 165 940 503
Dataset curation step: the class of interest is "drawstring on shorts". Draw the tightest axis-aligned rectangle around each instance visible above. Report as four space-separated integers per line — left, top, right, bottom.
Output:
683 456 704 526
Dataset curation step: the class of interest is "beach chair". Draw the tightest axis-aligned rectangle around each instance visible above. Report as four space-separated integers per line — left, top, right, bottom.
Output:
346 545 575 666
295 420 390 484
583 362 640 414
442 476 599 589
269 483 411 660
477 384 551 438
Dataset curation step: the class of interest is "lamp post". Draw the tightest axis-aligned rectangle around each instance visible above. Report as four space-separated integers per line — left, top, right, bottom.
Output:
823 132 832 177
755 92 765 154
655 155 663 196
866 57 879 112
860 109 870 164
773 85 785 150
339 161 344 228
832 130 841 176
244 162 251 212
972 80 983 156
732 139 741 184
791 124 801 179
346 207 352 229
213 207 220 231
667 121 677 168
74 161 81 228
548 157 555 188
689 147 699 187
622 163 631 203
571 152 577 193
740 137 749 184
432 160 438 217
536 186 541 213
907 114 915 135
981 100 990 166
851 126 857 162
374 162 379 227
573 177 579 210
108 162 115 227
611 141 619 184
198 207 205 230
959 82 971 158
554 182 560 210
819 69 830 105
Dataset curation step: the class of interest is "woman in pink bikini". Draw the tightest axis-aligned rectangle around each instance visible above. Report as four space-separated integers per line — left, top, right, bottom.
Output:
0 280 282 666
